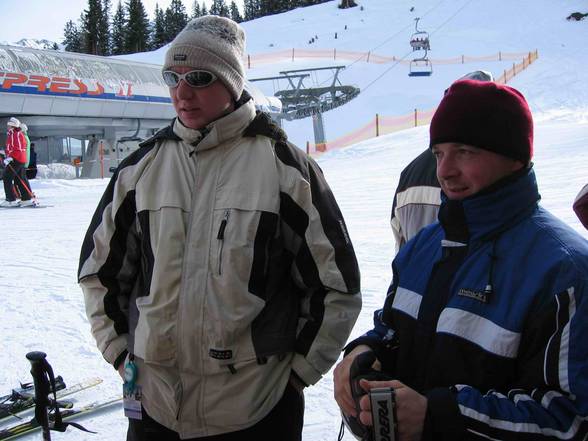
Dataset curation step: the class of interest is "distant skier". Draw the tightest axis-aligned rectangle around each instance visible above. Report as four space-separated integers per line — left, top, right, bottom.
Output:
19 123 34 186
26 143 38 180
1 117 34 207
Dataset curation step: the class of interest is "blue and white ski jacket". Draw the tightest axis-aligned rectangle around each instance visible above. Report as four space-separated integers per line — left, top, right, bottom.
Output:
350 167 588 440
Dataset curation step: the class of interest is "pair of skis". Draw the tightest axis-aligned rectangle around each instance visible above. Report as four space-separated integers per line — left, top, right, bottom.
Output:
0 376 67 422
0 377 121 440
0 202 50 209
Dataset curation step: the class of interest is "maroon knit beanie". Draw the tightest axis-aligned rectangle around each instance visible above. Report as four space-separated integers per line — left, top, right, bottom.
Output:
429 80 533 164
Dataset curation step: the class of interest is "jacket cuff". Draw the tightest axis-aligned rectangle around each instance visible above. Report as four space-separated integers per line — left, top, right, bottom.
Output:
343 336 388 361
291 354 322 386
422 387 466 441
113 350 128 371
101 335 128 366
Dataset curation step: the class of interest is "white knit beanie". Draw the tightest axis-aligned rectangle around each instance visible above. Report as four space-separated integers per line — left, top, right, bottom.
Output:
7 117 20 128
163 15 246 100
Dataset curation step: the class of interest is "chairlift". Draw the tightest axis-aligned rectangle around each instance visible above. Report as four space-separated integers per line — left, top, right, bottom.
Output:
409 18 430 51
408 50 433 77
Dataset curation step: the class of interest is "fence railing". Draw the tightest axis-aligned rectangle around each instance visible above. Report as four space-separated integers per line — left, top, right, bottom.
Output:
244 49 534 69
306 50 539 155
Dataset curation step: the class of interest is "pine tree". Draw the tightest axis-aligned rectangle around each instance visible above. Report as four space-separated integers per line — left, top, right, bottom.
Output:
63 20 83 52
259 0 286 15
201 3 208 15
125 0 150 53
192 0 201 18
243 0 258 20
209 0 218 15
210 0 230 17
80 0 102 54
151 4 167 49
229 1 243 22
165 0 189 41
221 0 231 17
98 0 112 55
111 0 127 54
339 0 357 8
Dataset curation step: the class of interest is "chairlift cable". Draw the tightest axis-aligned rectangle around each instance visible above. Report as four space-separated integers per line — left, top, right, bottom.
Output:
361 0 475 93
428 0 475 37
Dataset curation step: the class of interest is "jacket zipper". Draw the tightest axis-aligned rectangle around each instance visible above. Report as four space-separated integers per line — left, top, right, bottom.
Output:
217 209 230 275
176 149 199 423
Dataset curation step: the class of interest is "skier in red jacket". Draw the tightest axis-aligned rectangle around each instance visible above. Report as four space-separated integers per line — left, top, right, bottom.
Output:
2 117 34 207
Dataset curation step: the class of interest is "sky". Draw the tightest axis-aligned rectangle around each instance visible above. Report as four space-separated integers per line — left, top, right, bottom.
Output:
1 0 588 439
0 0 244 44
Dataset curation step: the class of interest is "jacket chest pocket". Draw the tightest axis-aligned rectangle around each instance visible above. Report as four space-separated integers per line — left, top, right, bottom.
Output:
206 205 279 365
211 207 279 295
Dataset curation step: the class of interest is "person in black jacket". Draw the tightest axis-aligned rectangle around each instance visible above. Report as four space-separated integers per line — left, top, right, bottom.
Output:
26 143 37 180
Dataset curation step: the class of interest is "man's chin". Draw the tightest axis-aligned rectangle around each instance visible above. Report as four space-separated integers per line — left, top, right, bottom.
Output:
180 114 206 130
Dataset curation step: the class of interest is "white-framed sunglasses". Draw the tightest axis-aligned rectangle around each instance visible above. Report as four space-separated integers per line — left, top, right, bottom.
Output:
162 70 217 88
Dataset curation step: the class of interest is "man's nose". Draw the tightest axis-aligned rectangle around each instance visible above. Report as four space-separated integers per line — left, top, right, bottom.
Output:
176 80 196 100
437 156 457 179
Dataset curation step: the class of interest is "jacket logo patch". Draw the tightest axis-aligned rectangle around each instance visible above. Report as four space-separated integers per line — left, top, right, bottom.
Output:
458 288 488 303
209 349 233 360
173 54 187 61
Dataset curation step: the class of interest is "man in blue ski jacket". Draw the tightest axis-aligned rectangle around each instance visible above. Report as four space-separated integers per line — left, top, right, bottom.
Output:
334 80 588 440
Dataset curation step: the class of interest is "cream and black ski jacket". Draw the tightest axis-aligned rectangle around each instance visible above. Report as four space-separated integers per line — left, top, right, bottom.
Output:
78 98 361 438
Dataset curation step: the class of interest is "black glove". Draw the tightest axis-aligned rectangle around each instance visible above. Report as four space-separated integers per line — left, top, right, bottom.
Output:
342 350 392 441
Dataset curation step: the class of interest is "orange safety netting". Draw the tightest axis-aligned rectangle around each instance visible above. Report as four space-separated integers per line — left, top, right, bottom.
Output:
244 49 536 68
308 50 538 156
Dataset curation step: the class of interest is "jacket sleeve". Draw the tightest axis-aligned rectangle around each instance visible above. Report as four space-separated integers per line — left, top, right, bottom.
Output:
390 189 406 254
344 265 401 369
7 132 28 164
275 142 362 386
573 184 588 230
425 281 588 441
77 163 142 368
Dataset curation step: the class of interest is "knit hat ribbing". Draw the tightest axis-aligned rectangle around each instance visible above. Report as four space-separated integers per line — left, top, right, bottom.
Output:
429 80 534 164
163 15 245 100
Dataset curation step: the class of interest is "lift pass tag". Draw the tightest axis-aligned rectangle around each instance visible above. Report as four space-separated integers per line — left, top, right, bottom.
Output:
123 359 142 420
123 384 142 420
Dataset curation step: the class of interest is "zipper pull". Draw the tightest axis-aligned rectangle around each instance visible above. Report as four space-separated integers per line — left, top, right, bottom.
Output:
217 209 230 240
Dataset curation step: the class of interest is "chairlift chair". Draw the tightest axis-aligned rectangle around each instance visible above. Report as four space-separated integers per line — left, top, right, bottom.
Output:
408 51 433 77
409 18 430 51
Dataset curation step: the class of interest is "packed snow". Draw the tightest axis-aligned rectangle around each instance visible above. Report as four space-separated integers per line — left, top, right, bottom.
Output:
1 0 587 440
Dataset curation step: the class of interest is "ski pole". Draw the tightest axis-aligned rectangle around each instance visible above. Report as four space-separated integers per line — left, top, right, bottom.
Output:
26 351 52 441
6 161 35 200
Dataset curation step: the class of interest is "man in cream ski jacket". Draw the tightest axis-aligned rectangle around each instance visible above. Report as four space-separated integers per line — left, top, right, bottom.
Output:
79 16 361 441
